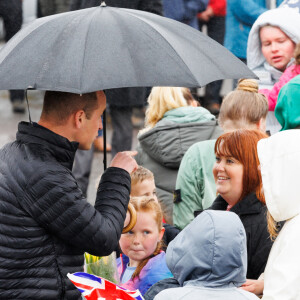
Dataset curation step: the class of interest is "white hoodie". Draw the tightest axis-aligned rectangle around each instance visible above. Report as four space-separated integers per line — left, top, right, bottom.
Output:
257 129 300 300
247 7 300 89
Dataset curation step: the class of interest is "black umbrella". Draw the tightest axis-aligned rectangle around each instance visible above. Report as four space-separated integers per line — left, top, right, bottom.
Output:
0 2 257 167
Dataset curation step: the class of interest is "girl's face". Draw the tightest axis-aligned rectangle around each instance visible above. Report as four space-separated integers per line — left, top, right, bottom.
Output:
120 211 165 267
260 26 295 71
213 153 244 206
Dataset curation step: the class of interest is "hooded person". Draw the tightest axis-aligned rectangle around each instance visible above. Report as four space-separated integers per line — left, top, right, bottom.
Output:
247 4 300 90
247 2 300 134
153 210 259 300
257 129 300 299
274 74 300 131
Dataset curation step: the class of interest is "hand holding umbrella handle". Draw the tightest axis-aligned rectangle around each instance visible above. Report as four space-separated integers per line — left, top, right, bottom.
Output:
122 203 137 233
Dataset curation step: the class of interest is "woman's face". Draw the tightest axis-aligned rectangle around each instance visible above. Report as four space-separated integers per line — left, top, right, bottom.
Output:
213 152 244 206
260 26 295 71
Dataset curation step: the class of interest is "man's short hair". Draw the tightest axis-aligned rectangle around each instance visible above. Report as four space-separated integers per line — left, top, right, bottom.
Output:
41 91 99 124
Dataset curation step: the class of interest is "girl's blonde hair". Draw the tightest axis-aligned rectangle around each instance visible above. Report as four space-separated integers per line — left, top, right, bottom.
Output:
126 196 163 280
219 79 268 128
267 211 279 241
143 87 187 130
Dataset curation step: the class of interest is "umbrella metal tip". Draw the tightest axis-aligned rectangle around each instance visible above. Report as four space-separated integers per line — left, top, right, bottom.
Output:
100 1 107 7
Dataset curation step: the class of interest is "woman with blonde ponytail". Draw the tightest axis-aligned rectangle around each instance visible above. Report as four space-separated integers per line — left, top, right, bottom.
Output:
135 86 221 224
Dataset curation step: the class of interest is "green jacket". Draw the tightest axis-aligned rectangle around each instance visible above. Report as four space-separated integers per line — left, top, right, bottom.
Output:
174 139 219 229
275 75 300 131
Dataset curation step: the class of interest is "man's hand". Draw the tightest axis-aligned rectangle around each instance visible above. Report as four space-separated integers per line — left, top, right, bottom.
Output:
240 279 264 295
110 151 138 174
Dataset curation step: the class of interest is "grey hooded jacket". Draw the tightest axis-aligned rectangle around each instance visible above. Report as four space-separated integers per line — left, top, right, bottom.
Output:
154 210 259 300
135 107 222 224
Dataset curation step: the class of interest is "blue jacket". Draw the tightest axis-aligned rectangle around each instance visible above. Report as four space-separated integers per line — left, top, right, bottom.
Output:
225 0 283 59
117 252 173 295
163 0 208 29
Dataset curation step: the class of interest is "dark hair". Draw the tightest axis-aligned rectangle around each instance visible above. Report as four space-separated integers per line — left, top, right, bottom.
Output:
41 91 99 124
215 129 268 204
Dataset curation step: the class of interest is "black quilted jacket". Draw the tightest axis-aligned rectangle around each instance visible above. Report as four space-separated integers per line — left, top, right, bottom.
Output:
0 122 131 299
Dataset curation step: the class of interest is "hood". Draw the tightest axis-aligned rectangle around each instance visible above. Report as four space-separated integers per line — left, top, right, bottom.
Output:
138 107 221 168
247 7 300 71
166 210 247 288
275 74 300 131
257 129 300 222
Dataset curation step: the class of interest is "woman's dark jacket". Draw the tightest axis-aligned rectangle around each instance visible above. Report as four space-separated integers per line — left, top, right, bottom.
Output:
0 122 131 299
209 193 272 279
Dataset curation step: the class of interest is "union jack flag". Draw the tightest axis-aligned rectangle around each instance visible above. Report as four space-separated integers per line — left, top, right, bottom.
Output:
67 272 144 300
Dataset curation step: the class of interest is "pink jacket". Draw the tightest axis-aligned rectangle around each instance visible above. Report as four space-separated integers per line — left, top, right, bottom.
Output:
260 64 300 111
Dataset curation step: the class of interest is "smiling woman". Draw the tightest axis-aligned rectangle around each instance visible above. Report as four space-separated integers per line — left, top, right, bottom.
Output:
209 129 272 280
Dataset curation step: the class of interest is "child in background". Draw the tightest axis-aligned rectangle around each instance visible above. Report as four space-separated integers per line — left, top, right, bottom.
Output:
260 42 300 111
130 166 180 248
131 166 158 201
117 197 173 295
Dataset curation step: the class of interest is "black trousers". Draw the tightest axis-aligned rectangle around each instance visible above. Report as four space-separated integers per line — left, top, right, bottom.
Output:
110 106 133 158
199 16 225 106
0 0 24 102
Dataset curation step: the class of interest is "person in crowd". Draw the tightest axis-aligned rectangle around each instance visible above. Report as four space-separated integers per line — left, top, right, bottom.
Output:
275 74 300 131
209 129 270 281
0 0 25 113
38 0 70 16
153 210 259 300
0 90 138 299
225 0 278 66
135 87 222 224
162 0 208 29
259 42 300 111
130 166 180 248
174 79 268 230
247 2 300 134
241 129 300 299
118 197 173 296
198 0 226 114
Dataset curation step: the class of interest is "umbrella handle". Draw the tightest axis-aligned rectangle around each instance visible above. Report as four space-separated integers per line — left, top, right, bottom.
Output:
122 203 137 234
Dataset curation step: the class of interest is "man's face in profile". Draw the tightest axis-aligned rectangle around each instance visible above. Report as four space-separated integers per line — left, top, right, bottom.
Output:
78 91 106 150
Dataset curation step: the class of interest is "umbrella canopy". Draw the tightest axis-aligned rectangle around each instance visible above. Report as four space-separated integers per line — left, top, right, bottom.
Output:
0 3 256 93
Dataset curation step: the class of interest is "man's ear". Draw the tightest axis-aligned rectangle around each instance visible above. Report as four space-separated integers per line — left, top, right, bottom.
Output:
74 110 85 129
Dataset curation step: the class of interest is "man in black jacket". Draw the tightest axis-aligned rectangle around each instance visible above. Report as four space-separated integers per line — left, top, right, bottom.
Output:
0 91 137 299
